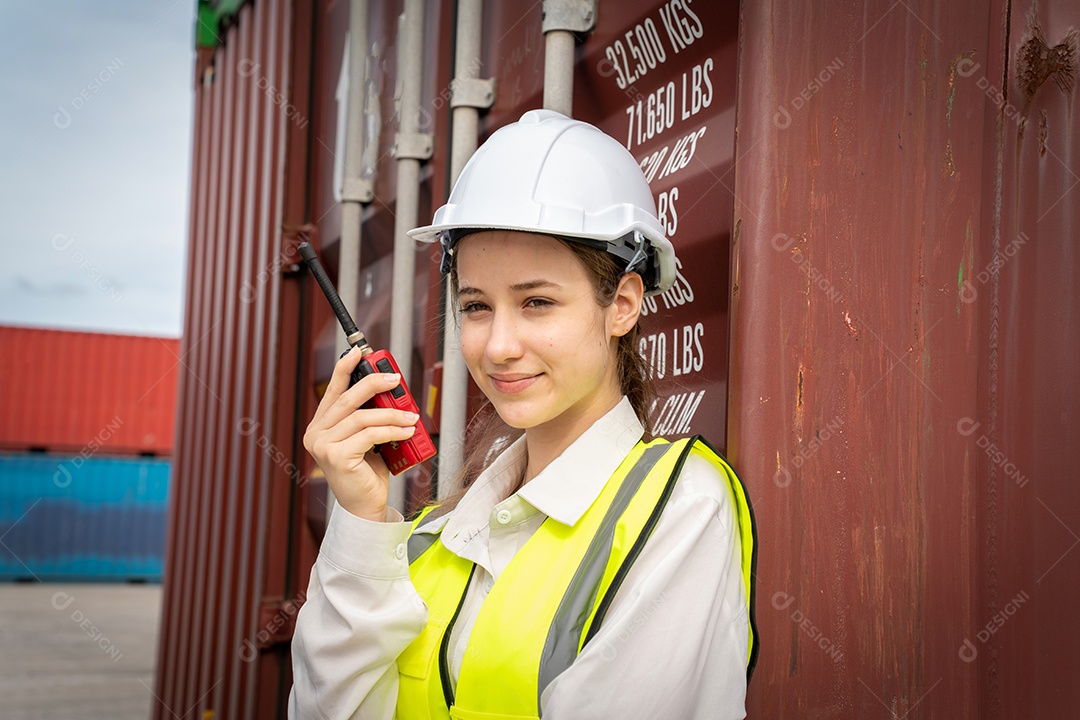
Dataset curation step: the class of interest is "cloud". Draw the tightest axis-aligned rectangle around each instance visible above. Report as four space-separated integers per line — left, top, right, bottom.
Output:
0 0 194 338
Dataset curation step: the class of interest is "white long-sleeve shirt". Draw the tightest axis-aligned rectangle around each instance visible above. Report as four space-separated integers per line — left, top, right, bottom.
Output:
289 397 749 719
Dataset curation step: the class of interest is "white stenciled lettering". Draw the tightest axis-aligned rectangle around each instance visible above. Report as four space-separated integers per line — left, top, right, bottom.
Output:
659 0 703 55
651 390 706 435
624 59 712 150
640 257 694 317
681 58 713 120
672 323 705 376
659 126 706 180
639 332 668 379
639 146 670 183
639 127 707 183
656 187 679 237
604 18 671 91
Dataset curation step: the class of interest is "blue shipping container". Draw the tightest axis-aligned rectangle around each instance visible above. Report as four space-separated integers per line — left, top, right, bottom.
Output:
0 452 169 581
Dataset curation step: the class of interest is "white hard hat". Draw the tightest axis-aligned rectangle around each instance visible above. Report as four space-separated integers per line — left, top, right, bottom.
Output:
409 109 675 295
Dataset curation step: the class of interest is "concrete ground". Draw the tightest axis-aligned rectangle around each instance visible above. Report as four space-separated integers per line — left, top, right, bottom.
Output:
0 583 162 720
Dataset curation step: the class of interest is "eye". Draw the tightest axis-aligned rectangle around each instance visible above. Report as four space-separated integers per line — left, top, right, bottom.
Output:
524 297 554 309
460 301 490 315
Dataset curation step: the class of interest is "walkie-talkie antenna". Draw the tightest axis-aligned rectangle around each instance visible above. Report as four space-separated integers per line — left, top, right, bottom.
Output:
297 242 370 352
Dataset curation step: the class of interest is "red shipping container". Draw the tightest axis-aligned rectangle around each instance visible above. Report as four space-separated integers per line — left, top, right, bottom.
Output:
0 325 179 456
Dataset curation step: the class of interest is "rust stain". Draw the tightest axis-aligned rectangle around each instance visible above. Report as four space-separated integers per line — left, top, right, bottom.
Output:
958 220 974 315
731 218 741 297
1039 109 1049 156
1016 8 1078 125
843 310 858 338
947 50 977 128
794 364 805 445
797 365 804 410
943 138 956 177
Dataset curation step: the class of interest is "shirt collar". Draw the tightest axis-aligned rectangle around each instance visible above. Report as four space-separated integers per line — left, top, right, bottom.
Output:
438 397 644 548
437 433 528 548
516 396 644 526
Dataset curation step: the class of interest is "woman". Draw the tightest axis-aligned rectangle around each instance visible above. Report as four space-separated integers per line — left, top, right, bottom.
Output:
289 110 756 719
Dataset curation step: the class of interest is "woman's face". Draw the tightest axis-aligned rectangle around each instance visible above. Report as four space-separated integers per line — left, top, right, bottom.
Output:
455 230 641 435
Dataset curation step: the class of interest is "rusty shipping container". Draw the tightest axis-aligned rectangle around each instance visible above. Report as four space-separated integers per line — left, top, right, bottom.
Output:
156 0 1079 717
730 1 1080 717
0 325 179 456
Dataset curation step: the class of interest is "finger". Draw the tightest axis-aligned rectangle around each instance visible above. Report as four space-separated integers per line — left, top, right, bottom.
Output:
312 346 365 424
333 423 418 458
324 407 420 444
321 372 404 429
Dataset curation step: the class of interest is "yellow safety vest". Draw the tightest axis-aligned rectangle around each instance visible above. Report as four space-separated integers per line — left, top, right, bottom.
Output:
395 436 757 719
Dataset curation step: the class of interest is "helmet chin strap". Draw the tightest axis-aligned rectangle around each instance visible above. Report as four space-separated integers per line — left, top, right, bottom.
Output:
439 233 455 275
622 232 649 275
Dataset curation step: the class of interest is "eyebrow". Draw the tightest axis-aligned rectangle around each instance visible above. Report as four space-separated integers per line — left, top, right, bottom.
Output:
457 279 561 297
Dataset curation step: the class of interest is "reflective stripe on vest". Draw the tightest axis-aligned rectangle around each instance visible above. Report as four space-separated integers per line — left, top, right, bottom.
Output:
395 436 757 719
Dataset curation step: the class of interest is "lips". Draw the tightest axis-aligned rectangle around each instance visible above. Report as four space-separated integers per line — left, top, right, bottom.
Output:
488 373 540 395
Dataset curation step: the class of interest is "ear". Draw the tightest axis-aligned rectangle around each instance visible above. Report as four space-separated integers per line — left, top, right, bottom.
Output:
610 272 644 338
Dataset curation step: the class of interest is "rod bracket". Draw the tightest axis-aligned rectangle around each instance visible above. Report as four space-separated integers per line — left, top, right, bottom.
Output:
541 0 597 34
392 132 434 160
342 178 374 203
450 77 496 109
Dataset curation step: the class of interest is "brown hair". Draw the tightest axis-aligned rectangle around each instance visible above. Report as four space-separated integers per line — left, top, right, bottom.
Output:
431 234 656 512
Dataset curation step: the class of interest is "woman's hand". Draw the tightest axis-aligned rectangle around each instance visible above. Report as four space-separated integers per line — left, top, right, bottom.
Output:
303 347 420 522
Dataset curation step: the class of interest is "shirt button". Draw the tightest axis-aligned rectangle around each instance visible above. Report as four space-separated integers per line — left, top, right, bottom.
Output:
395 543 406 559
484 578 494 593
495 509 512 525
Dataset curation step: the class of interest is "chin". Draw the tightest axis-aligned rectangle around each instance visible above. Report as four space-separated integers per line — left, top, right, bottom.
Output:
488 395 559 431
491 403 546 430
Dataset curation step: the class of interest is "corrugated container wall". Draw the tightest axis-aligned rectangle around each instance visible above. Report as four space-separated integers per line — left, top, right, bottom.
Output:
157 0 1079 717
731 1 1079 717
0 325 179 456
153 0 317 716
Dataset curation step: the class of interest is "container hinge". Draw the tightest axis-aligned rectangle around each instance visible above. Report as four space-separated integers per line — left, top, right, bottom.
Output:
281 223 318 271
451 78 496 110
253 594 307 649
392 132 434 160
542 0 597 34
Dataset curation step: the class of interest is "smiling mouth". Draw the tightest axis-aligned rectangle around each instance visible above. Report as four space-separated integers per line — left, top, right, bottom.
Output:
489 374 540 395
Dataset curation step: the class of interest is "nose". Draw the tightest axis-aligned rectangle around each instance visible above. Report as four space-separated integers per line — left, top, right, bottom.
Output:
484 308 524 366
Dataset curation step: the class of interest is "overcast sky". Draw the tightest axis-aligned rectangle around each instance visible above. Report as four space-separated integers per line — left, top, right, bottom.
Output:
0 0 195 338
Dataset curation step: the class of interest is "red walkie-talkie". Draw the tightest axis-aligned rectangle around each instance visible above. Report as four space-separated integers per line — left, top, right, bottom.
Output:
299 242 436 475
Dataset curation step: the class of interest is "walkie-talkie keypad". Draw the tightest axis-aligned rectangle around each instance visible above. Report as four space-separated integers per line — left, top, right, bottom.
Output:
349 357 376 386
374 358 406 398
